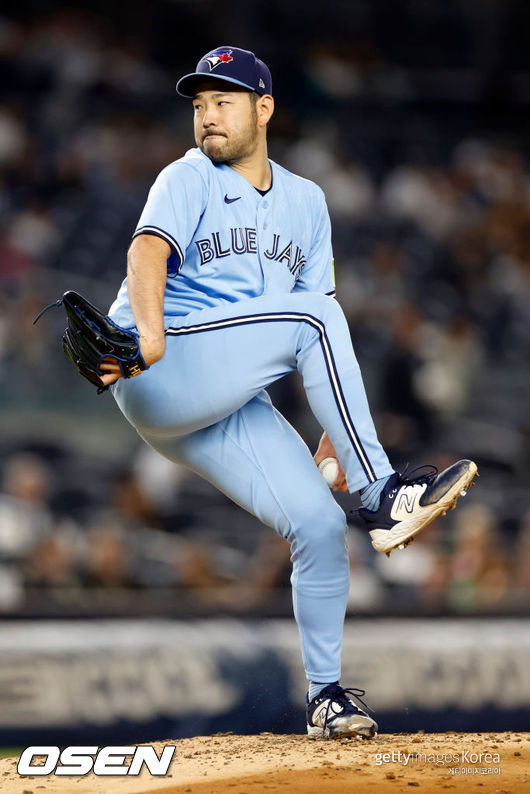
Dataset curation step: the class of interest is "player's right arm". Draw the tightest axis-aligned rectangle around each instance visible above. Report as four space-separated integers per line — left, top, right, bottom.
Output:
100 234 169 387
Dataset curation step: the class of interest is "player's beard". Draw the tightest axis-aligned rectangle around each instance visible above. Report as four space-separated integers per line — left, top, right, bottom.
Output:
199 104 259 164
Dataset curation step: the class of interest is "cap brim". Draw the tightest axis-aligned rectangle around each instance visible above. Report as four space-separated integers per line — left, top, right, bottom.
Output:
176 72 257 98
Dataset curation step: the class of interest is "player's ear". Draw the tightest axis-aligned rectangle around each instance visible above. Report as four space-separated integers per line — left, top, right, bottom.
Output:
257 94 274 127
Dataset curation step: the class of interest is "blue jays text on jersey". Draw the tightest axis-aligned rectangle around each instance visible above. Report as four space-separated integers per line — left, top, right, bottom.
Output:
194 228 307 282
109 148 335 327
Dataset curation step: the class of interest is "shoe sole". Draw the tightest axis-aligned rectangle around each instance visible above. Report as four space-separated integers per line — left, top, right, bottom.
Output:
369 460 479 556
307 720 378 740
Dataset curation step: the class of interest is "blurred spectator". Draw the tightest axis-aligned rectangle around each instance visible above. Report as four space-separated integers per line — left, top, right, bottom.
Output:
111 468 165 531
211 530 292 610
25 519 83 588
511 510 530 606
0 107 28 167
0 453 52 558
347 528 385 611
448 503 510 610
132 443 190 517
0 453 53 609
7 203 62 267
378 303 434 451
373 531 441 610
414 314 483 417
381 165 463 239
285 136 376 219
83 520 133 588
420 548 452 608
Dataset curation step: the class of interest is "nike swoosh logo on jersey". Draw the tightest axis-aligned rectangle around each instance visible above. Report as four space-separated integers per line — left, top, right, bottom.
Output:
224 195 241 204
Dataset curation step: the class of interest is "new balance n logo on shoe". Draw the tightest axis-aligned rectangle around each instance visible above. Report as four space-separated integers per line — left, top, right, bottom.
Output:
396 489 419 514
390 484 426 520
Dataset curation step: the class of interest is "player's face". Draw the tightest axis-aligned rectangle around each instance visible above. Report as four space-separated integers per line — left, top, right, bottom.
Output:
192 84 260 163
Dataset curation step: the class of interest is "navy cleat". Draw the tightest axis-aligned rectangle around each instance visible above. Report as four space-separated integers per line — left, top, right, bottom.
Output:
306 684 378 739
352 459 478 556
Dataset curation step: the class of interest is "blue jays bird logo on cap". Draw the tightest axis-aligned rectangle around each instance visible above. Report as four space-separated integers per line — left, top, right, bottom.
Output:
203 49 234 71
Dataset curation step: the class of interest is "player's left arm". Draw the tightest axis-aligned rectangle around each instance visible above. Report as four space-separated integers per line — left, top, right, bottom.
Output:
291 186 335 297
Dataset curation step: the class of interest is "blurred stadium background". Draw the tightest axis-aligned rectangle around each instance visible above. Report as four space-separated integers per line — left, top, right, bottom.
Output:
0 0 529 743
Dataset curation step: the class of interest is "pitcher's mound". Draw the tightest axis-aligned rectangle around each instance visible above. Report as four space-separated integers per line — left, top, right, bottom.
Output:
2 731 528 794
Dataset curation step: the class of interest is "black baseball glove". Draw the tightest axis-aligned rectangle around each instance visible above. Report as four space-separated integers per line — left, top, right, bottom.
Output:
34 290 149 393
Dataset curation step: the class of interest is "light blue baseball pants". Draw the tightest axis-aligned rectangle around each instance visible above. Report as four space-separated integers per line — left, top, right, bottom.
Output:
113 292 393 682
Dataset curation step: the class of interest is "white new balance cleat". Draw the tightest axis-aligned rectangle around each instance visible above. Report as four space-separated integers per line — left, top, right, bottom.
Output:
352 459 478 556
306 684 378 739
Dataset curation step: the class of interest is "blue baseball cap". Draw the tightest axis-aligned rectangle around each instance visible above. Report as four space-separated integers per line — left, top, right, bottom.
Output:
176 46 272 98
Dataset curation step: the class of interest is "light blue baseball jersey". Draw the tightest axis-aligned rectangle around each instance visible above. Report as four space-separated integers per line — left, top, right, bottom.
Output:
110 144 393 688
109 147 335 327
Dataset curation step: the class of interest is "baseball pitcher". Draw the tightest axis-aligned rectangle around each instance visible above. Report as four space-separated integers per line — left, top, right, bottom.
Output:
46 47 478 739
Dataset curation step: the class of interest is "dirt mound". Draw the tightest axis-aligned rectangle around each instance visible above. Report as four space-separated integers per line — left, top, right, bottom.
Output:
2 731 528 794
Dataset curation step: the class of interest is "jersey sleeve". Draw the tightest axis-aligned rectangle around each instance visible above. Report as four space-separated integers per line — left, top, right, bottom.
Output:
292 186 336 297
132 161 208 277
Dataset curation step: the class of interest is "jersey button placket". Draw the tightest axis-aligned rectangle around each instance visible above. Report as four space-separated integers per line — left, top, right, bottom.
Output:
261 199 269 230
257 199 269 290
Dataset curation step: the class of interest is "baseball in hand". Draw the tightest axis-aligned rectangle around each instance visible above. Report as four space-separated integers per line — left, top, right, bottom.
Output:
318 456 340 487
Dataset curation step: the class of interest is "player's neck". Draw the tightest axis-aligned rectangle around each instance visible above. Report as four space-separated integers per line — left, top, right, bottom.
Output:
228 143 271 191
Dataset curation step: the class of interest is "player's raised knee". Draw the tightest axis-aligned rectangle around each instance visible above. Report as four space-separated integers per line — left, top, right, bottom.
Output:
294 290 337 315
298 291 347 332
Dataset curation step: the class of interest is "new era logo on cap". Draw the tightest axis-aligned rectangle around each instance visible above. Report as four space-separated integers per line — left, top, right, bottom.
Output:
176 46 272 98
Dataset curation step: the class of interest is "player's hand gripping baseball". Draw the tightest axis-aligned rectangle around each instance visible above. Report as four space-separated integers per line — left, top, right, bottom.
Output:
313 432 348 491
99 336 165 387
